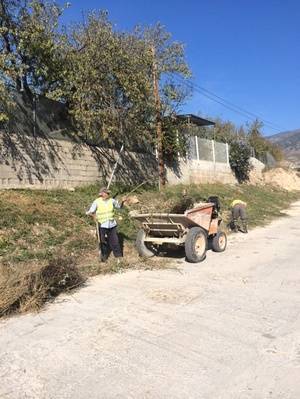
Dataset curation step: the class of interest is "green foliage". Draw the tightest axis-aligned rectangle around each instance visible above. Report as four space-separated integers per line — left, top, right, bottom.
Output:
162 116 188 163
0 0 67 95
59 12 155 148
229 141 252 183
247 119 284 162
193 116 285 176
193 118 247 144
0 80 14 123
61 18 191 150
1 3 190 155
0 1 284 168
247 119 267 157
212 119 239 143
141 23 191 157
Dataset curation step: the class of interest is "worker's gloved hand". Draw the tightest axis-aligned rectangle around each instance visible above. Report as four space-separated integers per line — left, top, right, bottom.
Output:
120 197 127 208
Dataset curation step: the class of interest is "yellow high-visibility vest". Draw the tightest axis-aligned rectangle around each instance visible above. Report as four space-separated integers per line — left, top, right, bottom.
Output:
231 199 247 208
95 198 115 224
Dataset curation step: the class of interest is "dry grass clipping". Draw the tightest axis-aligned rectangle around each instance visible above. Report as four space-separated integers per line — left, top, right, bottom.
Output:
0 257 85 317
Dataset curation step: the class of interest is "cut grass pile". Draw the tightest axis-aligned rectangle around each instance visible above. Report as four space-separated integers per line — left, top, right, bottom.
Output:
0 257 83 316
1 182 299 317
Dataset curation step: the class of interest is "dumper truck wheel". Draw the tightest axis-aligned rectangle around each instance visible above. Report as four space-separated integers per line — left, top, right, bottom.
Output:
136 229 156 258
185 227 207 263
211 231 227 252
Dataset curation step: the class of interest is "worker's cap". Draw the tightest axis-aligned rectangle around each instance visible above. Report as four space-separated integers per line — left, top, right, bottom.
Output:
99 187 111 195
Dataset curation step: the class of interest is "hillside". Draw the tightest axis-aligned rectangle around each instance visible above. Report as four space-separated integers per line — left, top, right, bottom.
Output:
268 129 300 167
1 183 300 317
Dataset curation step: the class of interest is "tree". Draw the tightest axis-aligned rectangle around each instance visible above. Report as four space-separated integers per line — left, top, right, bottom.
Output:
139 23 191 185
161 116 188 163
247 119 284 162
186 117 247 144
0 0 67 94
247 119 267 158
57 12 155 148
0 0 68 126
0 3 192 175
229 141 252 183
58 18 191 162
212 119 238 143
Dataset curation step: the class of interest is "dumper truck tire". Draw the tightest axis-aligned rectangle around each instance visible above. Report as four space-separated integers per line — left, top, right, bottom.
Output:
136 229 155 258
211 231 227 252
185 227 207 263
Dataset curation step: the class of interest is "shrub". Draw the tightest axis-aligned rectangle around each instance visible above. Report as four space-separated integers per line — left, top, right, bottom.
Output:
229 141 252 183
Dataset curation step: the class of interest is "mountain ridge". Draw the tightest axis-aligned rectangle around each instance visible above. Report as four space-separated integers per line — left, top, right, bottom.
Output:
268 129 300 166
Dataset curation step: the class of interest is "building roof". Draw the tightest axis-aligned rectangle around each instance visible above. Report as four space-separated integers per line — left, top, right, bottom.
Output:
176 114 215 127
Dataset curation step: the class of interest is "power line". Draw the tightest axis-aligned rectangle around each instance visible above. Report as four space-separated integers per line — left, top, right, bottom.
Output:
184 76 284 130
167 72 285 132
170 73 283 131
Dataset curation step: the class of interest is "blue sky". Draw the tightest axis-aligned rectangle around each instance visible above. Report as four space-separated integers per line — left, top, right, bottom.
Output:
59 0 300 135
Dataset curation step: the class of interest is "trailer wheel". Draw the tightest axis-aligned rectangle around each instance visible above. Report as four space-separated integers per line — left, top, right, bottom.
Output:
211 231 227 252
185 227 207 263
136 229 156 258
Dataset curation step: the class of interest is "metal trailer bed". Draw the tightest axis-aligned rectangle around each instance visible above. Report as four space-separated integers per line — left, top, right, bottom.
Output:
133 202 227 263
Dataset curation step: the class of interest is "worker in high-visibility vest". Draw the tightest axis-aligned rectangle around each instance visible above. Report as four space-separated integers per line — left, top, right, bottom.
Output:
230 199 248 233
86 187 126 262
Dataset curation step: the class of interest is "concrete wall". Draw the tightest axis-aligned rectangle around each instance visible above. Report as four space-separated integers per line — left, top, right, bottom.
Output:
166 159 237 185
0 132 237 190
0 133 158 189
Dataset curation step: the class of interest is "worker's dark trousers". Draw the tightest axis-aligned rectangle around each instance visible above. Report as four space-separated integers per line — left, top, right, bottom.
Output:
232 204 247 232
99 226 122 260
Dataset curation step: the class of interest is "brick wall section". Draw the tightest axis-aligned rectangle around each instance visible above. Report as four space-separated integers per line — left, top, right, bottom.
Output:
0 133 236 189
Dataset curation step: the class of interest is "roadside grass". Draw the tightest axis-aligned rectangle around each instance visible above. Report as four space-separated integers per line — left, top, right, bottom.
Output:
129 182 300 229
1 182 299 317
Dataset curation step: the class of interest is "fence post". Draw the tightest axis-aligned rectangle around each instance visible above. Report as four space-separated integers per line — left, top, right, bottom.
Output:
195 136 199 161
226 143 230 165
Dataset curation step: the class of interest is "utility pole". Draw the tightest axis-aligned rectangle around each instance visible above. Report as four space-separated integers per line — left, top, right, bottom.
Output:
151 46 165 189
32 92 37 137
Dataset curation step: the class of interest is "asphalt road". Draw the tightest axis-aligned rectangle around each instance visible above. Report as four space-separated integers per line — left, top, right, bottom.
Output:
1 202 300 399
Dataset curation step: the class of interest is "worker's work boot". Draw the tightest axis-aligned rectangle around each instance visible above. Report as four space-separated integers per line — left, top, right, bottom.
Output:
241 220 248 233
100 243 109 262
99 253 107 263
232 219 239 233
